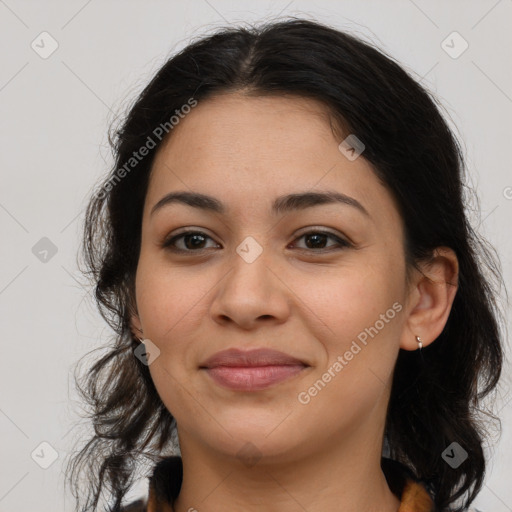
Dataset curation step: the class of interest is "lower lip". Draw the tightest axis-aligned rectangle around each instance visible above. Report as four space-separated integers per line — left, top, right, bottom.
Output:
203 365 306 391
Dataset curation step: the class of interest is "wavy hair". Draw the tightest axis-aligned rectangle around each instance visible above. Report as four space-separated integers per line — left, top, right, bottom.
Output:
65 17 507 512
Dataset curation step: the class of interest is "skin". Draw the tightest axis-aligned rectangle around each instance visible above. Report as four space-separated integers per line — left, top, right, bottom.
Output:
131 92 458 512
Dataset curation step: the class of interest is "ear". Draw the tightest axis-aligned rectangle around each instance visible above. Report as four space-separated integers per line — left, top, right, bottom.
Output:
130 314 143 340
400 247 459 351
129 301 144 341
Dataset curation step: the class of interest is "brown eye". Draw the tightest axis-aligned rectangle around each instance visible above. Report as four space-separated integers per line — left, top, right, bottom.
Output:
291 230 352 251
163 231 219 252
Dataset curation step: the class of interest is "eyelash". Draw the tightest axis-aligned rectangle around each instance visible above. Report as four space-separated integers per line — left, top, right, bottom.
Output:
161 229 353 254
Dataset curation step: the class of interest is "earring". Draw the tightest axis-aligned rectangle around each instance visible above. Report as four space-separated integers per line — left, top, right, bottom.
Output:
415 336 423 350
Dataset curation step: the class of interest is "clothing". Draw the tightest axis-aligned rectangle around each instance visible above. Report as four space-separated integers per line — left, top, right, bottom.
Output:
122 456 479 512
120 456 454 512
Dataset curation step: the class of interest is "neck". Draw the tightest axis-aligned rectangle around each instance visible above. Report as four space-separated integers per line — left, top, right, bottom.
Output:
172 417 400 512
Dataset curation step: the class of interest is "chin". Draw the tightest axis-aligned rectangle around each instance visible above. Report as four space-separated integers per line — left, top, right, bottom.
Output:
197 416 308 463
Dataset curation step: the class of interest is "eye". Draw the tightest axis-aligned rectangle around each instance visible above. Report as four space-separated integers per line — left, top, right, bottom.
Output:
162 228 352 254
290 230 352 252
162 230 219 253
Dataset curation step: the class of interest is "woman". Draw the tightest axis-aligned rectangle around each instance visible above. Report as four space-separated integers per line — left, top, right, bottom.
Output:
66 18 506 512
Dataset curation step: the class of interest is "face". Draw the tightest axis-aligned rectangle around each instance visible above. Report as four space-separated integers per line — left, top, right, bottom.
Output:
133 92 411 464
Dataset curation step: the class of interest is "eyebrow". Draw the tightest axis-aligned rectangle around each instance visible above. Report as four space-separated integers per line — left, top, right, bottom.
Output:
150 190 370 218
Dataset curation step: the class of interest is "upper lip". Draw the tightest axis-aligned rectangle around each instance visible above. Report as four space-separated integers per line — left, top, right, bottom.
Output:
200 348 308 368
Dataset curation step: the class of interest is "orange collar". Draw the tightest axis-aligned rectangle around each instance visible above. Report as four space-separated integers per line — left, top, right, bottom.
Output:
398 478 435 512
143 456 435 512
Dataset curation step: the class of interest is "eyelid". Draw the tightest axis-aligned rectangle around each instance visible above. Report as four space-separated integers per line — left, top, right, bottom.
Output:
293 225 351 242
161 227 219 250
289 228 352 250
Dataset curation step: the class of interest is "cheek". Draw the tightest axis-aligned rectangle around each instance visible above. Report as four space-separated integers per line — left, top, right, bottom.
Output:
135 258 212 342
135 262 210 417
296 261 404 400
294 271 403 423
294 263 402 345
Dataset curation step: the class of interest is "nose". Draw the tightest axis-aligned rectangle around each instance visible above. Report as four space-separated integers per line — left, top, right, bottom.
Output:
209 244 291 330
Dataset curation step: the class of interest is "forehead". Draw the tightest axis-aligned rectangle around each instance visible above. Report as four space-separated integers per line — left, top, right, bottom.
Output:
153 93 338 166
145 92 401 230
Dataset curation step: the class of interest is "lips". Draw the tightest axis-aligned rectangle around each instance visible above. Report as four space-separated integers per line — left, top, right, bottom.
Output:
199 348 309 391
200 348 308 368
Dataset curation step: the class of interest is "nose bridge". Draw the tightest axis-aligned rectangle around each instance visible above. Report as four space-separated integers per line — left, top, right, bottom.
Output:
235 234 266 266
229 234 272 293
210 234 289 326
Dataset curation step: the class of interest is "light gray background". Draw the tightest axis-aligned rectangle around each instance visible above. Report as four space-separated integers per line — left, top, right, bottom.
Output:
0 1 511 510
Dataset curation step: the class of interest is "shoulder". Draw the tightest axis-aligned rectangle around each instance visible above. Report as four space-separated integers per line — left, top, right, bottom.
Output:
381 458 487 512
120 498 147 511
119 455 182 512
118 498 486 512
